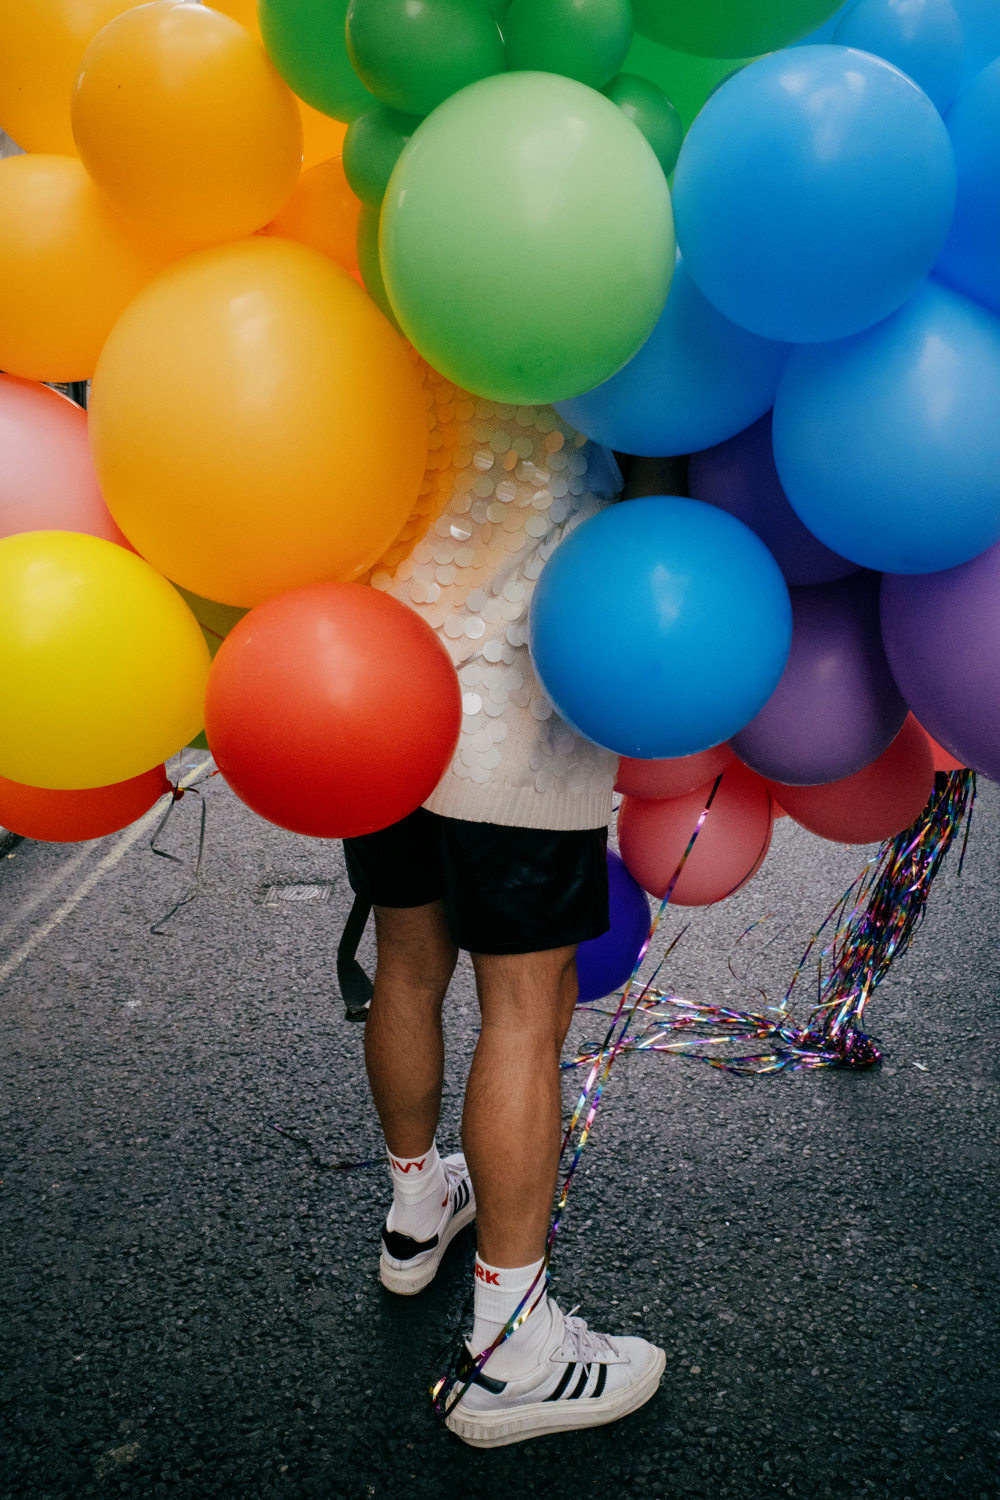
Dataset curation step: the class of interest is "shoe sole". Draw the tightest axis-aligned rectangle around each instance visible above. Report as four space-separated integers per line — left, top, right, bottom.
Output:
445 1347 666 1448
379 1197 477 1296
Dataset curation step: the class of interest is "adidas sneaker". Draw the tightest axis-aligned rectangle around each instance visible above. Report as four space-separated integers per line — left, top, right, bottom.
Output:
444 1299 665 1448
379 1152 476 1295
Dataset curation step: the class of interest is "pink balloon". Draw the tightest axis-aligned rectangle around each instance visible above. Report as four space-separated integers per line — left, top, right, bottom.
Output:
615 741 736 800
618 760 774 907
0 375 132 547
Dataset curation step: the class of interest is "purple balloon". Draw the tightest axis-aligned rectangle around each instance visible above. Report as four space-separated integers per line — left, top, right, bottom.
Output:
689 411 858 586
576 849 650 1004
732 571 907 785
881 543 1000 779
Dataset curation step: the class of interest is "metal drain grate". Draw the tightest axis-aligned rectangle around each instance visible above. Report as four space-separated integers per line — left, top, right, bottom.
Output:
264 883 335 905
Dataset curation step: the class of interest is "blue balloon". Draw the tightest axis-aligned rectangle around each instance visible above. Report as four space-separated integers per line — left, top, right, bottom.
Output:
950 0 1000 87
834 0 964 115
528 497 792 758
935 57 1000 318
554 255 790 458
576 849 650 1004
672 46 956 343
792 1 856 44
772 279 1000 574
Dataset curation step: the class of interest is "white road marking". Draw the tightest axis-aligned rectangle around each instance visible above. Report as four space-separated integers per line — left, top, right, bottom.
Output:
0 841 100 947
0 756 215 986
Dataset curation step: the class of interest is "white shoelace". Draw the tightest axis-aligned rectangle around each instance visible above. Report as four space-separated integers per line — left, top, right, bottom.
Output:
559 1309 620 1364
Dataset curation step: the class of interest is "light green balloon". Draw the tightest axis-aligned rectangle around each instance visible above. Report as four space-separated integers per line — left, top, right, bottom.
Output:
624 32 750 132
380 72 674 405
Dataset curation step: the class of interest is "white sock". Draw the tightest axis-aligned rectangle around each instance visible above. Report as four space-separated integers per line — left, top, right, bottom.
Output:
385 1140 447 1243
471 1255 551 1379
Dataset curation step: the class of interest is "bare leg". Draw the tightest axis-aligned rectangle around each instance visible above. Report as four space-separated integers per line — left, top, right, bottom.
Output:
462 946 579 1268
363 901 458 1159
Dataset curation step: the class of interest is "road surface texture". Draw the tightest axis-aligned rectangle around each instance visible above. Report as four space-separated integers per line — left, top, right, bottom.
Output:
1 754 998 1500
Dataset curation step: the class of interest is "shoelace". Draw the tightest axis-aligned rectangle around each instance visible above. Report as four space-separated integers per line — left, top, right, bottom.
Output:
559 1309 620 1364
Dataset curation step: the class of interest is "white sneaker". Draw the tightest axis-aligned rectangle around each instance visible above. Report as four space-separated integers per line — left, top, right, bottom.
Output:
379 1152 475 1296
444 1299 666 1448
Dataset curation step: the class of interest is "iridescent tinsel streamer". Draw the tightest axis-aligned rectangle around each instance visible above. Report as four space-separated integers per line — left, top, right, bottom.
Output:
430 776 724 1418
568 769 976 1077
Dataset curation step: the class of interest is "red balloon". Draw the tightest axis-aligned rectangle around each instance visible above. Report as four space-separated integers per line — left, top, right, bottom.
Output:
618 760 774 906
615 740 736 799
767 714 934 844
0 764 170 842
915 720 966 772
0 373 133 547
204 582 462 837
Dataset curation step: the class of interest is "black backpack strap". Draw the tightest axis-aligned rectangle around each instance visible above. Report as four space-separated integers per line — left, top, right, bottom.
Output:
337 895 374 1022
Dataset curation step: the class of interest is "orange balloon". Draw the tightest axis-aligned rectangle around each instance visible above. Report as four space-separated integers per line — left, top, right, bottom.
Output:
71 1 302 248
0 155 179 382
263 157 362 280
207 1 347 168
0 375 131 547
0 0 144 155
90 236 428 606
0 765 171 842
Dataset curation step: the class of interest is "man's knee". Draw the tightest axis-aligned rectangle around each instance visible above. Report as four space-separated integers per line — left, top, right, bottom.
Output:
472 945 579 1042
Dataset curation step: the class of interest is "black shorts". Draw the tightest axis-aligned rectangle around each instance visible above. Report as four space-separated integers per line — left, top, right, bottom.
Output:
343 808 609 956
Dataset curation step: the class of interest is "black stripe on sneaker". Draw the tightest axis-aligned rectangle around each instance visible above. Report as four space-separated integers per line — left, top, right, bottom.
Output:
592 1363 608 1399
545 1364 577 1402
452 1180 469 1215
568 1364 592 1400
381 1227 439 1260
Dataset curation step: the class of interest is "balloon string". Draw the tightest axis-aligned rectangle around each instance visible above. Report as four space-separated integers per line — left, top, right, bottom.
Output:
430 773 724 1418
149 766 220 934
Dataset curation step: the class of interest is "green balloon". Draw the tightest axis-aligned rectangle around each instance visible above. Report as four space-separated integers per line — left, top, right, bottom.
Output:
381 72 674 405
356 205 403 332
343 105 422 207
631 0 842 59
258 0 375 122
486 0 511 15
602 72 683 176
624 32 749 132
346 0 507 117
503 0 633 91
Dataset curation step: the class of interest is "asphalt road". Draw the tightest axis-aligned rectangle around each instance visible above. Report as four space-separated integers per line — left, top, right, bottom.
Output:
1 756 998 1500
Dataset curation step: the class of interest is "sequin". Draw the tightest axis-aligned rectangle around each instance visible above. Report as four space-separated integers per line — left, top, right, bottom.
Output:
531 490 552 511
470 730 492 752
455 399 475 422
453 758 472 780
514 436 535 459
370 572 392 591
502 508 522 533
567 453 588 477
525 515 549 538
453 447 473 469
516 406 537 426
489 685 509 705
545 429 565 453
548 451 569 472
483 699 506 718
506 623 527 647
454 546 475 567
464 617 486 640
568 477 584 495
481 599 503 624
462 715 482 737
443 615 464 639
479 749 502 770
502 579 525 603
470 501 489 524
490 431 512 453
473 422 495 442
500 600 523 621
501 642 516 665
473 474 495 498
549 499 570 524
461 747 480 767
432 542 456 565
535 769 553 792
534 411 556 433
523 556 544 580
435 564 457 585
465 588 486 613
494 479 517 503
425 582 442 603
396 558 415 581
426 604 447 627
460 663 483 685
533 466 552 487
515 462 535 483
486 502 507 523
509 687 531 708
483 640 503 663
503 668 524 690
462 691 483 717
473 450 495 472
413 542 434 565
550 477 570 499
469 765 491 783
531 698 553 721
488 720 509 743
409 580 430 603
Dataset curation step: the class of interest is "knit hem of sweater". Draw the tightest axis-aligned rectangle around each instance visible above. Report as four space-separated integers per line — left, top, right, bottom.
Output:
422 776 613 832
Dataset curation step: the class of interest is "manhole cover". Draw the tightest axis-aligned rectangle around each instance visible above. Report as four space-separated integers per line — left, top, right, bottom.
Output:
264 883 334 904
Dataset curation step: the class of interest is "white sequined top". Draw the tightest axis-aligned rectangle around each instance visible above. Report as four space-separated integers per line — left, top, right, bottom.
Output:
365 373 621 832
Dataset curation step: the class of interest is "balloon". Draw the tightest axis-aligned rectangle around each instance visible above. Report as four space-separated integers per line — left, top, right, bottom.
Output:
89 237 427 607
356 204 403 330
0 375 130 548
934 59 1000 319
732 571 907 785
71 2 302 249
632 0 844 56
672 47 956 343
380 73 674 405
618 762 774 906
346 0 506 117
920 728 966 773
0 532 210 790
554 254 790 457
0 156 178 383
204 583 462 838
949 0 1000 87
259 0 375 122
880 538 1000 778
791 1 855 43
576 850 650 1003
615 742 736 800
833 0 964 116
0 0 142 155
343 105 422 207
0 764 171 843
624 33 751 133
171 585 249 662
602 73 683 175
262 157 362 281
767 715 934 844
504 0 633 91
688 411 858 586
772 280 1000 575
528 497 792 759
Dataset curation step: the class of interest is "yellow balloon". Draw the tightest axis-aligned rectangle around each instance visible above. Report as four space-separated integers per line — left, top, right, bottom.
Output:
0 531 211 790
0 155 180 382
0 0 143 155
89 236 429 607
72 1 302 248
